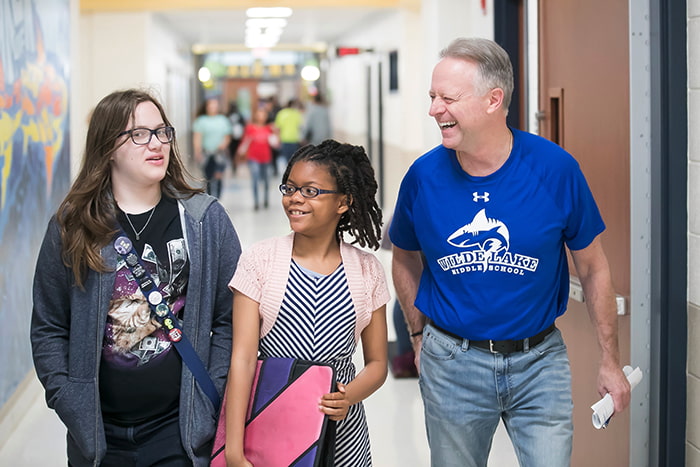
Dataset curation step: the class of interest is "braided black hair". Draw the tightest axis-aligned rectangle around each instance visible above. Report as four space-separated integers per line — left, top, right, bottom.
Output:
282 139 383 250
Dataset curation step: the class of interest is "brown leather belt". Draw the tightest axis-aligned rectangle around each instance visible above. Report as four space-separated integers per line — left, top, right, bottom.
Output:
430 322 556 354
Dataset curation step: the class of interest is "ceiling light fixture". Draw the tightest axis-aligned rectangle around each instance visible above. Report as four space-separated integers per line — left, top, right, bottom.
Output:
300 65 320 82
245 18 288 29
197 66 211 83
244 8 291 49
246 7 293 18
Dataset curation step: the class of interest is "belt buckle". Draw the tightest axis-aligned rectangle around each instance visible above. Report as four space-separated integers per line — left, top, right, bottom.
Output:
489 340 498 353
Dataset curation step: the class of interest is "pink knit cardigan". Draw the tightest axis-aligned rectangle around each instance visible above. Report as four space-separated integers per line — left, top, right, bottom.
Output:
230 233 390 343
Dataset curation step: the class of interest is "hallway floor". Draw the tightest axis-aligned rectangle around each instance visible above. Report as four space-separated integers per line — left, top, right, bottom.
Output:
0 165 518 466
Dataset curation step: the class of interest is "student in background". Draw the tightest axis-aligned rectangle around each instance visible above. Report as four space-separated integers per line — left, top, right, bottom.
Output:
274 98 304 174
193 97 232 198
227 101 246 175
303 94 332 145
237 108 276 210
262 96 282 177
380 215 417 378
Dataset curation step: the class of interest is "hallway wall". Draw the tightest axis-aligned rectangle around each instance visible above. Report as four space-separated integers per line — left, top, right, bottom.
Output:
0 1 195 445
76 10 194 176
0 0 71 412
327 0 494 211
326 9 425 212
687 2 700 464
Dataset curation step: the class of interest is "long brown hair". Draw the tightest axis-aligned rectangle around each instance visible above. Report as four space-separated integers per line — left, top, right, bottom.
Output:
57 89 202 287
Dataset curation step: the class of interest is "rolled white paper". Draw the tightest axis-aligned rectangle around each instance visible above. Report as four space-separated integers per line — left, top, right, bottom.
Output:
591 365 642 429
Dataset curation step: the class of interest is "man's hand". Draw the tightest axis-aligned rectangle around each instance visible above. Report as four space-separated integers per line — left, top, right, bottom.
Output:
598 360 631 415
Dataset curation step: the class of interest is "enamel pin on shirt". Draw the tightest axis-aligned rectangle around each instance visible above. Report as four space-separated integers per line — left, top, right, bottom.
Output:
113 235 180 342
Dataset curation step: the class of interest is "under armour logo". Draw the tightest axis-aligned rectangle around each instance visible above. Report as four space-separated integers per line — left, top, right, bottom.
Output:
473 192 490 202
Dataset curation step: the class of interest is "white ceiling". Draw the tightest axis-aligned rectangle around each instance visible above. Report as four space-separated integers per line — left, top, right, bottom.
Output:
154 7 391 51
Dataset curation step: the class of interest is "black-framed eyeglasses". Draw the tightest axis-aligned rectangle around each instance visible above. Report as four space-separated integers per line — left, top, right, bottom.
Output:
119 126 175 145
279 184 339 199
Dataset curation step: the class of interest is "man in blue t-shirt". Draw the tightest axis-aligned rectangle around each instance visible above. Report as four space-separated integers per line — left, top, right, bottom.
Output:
389 37 631 466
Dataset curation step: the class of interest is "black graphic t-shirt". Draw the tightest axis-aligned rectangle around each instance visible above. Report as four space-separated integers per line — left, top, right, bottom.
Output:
100 195 189 425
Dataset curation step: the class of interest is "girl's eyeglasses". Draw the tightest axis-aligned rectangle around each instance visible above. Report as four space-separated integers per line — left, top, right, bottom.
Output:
119 126 175 145
279 184 339 199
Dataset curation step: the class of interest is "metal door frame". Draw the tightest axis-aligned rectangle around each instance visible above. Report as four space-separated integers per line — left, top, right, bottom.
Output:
648 0 688 466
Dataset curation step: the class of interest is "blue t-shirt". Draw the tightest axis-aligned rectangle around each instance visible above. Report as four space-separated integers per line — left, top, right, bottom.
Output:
389 129 604 341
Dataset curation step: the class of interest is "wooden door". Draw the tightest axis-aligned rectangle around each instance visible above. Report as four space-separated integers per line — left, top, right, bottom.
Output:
538 1 631 465
223 79 259 122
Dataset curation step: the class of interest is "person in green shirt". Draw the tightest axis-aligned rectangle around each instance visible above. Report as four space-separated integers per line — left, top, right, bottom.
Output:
274 98 304 174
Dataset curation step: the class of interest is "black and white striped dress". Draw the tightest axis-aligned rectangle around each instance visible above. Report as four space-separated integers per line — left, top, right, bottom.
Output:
259 259 372 466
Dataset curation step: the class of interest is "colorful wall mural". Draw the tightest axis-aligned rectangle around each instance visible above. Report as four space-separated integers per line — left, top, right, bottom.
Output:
0 0 70 407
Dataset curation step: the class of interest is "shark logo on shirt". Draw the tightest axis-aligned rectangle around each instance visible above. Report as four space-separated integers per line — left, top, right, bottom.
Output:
447 209 509 253
437 209 539 276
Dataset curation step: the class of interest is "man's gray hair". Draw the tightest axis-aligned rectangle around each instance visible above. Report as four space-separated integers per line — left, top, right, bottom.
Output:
440 37 514 111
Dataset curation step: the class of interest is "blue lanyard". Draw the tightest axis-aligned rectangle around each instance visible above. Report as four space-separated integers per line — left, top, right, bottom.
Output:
113 234 221 409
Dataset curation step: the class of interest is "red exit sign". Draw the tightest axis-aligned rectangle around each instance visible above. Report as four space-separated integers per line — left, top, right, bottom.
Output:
336 47 373 56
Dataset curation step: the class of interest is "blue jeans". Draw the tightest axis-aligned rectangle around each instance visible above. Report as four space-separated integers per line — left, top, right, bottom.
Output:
277 142 300 175
248 160 269 208
203 153 225 198
279 142 300 161
419 323 573 467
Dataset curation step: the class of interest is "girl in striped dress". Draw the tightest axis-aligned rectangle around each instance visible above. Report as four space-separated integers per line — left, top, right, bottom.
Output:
225 140 389 466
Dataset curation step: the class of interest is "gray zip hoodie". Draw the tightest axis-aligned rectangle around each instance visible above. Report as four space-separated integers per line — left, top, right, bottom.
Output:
31 193 240 466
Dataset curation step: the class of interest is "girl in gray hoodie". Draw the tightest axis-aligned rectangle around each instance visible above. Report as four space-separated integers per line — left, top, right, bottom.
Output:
31 89 241 466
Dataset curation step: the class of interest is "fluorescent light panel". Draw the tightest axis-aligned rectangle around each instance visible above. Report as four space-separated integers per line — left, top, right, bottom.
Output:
246 7 293 18
246 18 288 28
